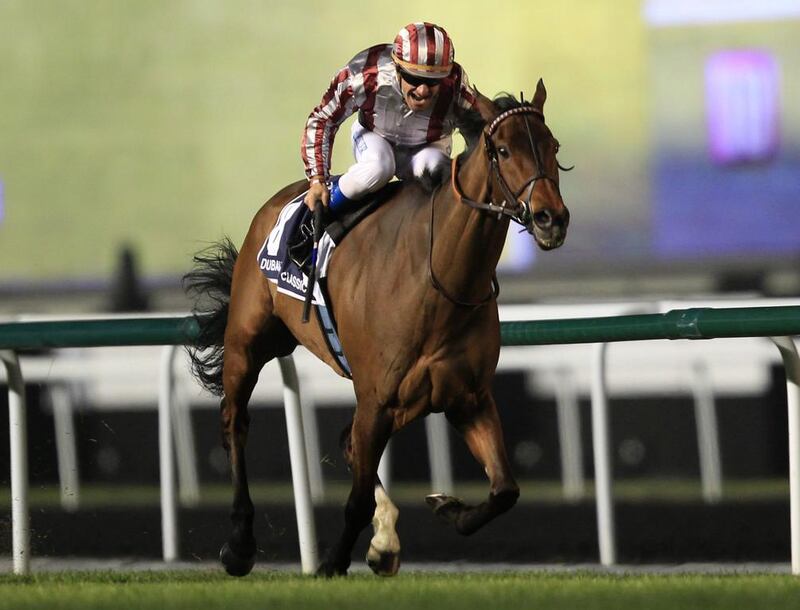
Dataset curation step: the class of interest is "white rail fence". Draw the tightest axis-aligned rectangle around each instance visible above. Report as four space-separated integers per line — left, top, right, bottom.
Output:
2 299 799 575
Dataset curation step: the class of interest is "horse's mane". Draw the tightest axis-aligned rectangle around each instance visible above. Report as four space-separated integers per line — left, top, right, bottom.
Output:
457 92 526 160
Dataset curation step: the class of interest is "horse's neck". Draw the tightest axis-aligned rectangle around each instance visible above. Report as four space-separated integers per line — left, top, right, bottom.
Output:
431 149 510 302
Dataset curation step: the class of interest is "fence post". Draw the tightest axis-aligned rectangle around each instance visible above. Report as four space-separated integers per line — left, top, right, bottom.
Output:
1 350 30 575
278 356 319 574
770 336 800 575
425 414 454 494
296 385 325 503
158 345 179 561
554 367 585 501
49 384 80 512
591 342 616 565
171 375 200 507
691 360 723 503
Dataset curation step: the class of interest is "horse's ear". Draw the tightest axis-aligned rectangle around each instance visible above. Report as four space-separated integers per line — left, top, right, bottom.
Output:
473 88 497 123
532 78 547 112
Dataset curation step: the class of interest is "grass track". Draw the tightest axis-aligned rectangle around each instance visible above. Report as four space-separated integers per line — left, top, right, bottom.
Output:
2 571 800 610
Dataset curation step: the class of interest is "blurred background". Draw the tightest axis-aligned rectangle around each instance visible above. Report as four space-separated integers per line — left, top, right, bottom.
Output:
1 0 800 564
2 0 799 305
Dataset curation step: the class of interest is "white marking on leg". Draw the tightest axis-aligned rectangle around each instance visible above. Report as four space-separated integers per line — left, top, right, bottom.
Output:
366 484 401 576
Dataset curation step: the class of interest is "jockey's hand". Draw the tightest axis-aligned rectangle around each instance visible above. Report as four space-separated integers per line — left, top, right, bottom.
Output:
304 178 329 210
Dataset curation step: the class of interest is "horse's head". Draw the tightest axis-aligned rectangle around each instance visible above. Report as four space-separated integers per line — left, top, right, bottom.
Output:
472 79 571 251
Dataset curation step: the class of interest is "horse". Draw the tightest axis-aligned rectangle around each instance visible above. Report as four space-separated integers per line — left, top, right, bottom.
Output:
185 78 570 578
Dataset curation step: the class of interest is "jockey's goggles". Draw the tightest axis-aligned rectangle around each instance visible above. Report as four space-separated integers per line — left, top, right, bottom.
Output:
397 69 444 89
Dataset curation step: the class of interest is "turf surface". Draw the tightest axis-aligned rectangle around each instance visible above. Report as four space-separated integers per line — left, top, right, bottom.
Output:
1 571 800 610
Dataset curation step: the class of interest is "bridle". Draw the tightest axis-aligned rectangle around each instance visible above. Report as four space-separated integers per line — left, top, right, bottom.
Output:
429 103 569 308
452 104 565 230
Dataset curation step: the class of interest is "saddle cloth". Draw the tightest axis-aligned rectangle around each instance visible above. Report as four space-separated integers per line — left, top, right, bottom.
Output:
256 191 336 305
255 180 404 377
256 189 350 375
256 180 403 302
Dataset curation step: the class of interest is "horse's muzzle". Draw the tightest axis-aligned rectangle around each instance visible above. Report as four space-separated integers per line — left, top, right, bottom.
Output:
531 206 569 250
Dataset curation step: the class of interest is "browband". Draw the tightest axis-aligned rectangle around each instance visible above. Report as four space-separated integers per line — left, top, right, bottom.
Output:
486 106 543 136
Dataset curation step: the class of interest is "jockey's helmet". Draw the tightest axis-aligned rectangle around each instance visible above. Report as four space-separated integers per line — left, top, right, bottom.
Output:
392 22 454 80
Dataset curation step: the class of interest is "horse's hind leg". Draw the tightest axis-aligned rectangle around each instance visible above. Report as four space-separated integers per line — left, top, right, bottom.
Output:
219 311 296 576
427 395 519 535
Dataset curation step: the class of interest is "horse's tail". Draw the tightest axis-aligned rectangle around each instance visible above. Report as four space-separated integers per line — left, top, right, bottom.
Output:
183 237 239 396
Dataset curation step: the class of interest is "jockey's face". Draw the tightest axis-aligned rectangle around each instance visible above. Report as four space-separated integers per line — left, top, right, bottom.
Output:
397 69 442 113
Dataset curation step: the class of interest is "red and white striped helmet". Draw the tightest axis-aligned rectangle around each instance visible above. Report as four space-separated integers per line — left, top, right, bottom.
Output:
392 22 455 79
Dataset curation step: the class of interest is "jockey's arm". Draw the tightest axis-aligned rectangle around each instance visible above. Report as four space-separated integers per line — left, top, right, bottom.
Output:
301 64 359 209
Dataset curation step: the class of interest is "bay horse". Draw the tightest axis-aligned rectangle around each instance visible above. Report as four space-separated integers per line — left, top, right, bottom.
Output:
185 78 570 577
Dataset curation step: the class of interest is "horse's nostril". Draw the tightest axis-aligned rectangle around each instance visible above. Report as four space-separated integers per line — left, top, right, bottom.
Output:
533 210 553 229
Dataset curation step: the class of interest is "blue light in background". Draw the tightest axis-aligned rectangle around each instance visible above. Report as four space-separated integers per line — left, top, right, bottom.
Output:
498 226 537 273
706 50 780 165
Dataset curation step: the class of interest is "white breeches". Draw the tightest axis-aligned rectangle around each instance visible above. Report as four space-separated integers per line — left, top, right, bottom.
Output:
337 121 452 200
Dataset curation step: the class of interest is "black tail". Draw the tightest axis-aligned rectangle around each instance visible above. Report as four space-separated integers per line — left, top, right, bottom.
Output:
183 238 239 396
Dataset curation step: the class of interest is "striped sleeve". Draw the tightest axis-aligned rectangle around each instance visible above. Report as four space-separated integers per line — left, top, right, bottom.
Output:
454 65 479 113
301 65 358 180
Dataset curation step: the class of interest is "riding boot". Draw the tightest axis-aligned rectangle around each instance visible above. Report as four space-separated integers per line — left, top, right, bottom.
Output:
329 182 355 214
289 178 345 270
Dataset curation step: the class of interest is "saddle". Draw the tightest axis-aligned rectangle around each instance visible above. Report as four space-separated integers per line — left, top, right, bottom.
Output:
287 181 404 274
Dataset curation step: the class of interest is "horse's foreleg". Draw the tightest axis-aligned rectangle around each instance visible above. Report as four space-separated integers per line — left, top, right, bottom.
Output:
219 343 262 577
318 407 392 577
427 398 519 535
340 423 401 576
366 482 401 576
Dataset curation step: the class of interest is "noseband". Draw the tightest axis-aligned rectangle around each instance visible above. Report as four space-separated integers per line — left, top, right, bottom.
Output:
452 105 560 229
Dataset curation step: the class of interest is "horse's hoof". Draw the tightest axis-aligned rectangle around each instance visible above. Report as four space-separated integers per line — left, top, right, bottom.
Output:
366 544 401 577
426 493 465 522
220 542 256 577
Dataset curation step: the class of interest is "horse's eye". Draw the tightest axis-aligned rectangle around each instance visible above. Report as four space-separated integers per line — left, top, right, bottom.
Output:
497 146 510 159
553 140 561 153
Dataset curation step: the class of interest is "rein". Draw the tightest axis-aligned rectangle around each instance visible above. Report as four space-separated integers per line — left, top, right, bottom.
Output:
427 103 558 308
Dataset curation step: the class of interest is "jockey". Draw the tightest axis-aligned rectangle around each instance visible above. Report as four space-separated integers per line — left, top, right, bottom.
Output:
302 22 480 212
